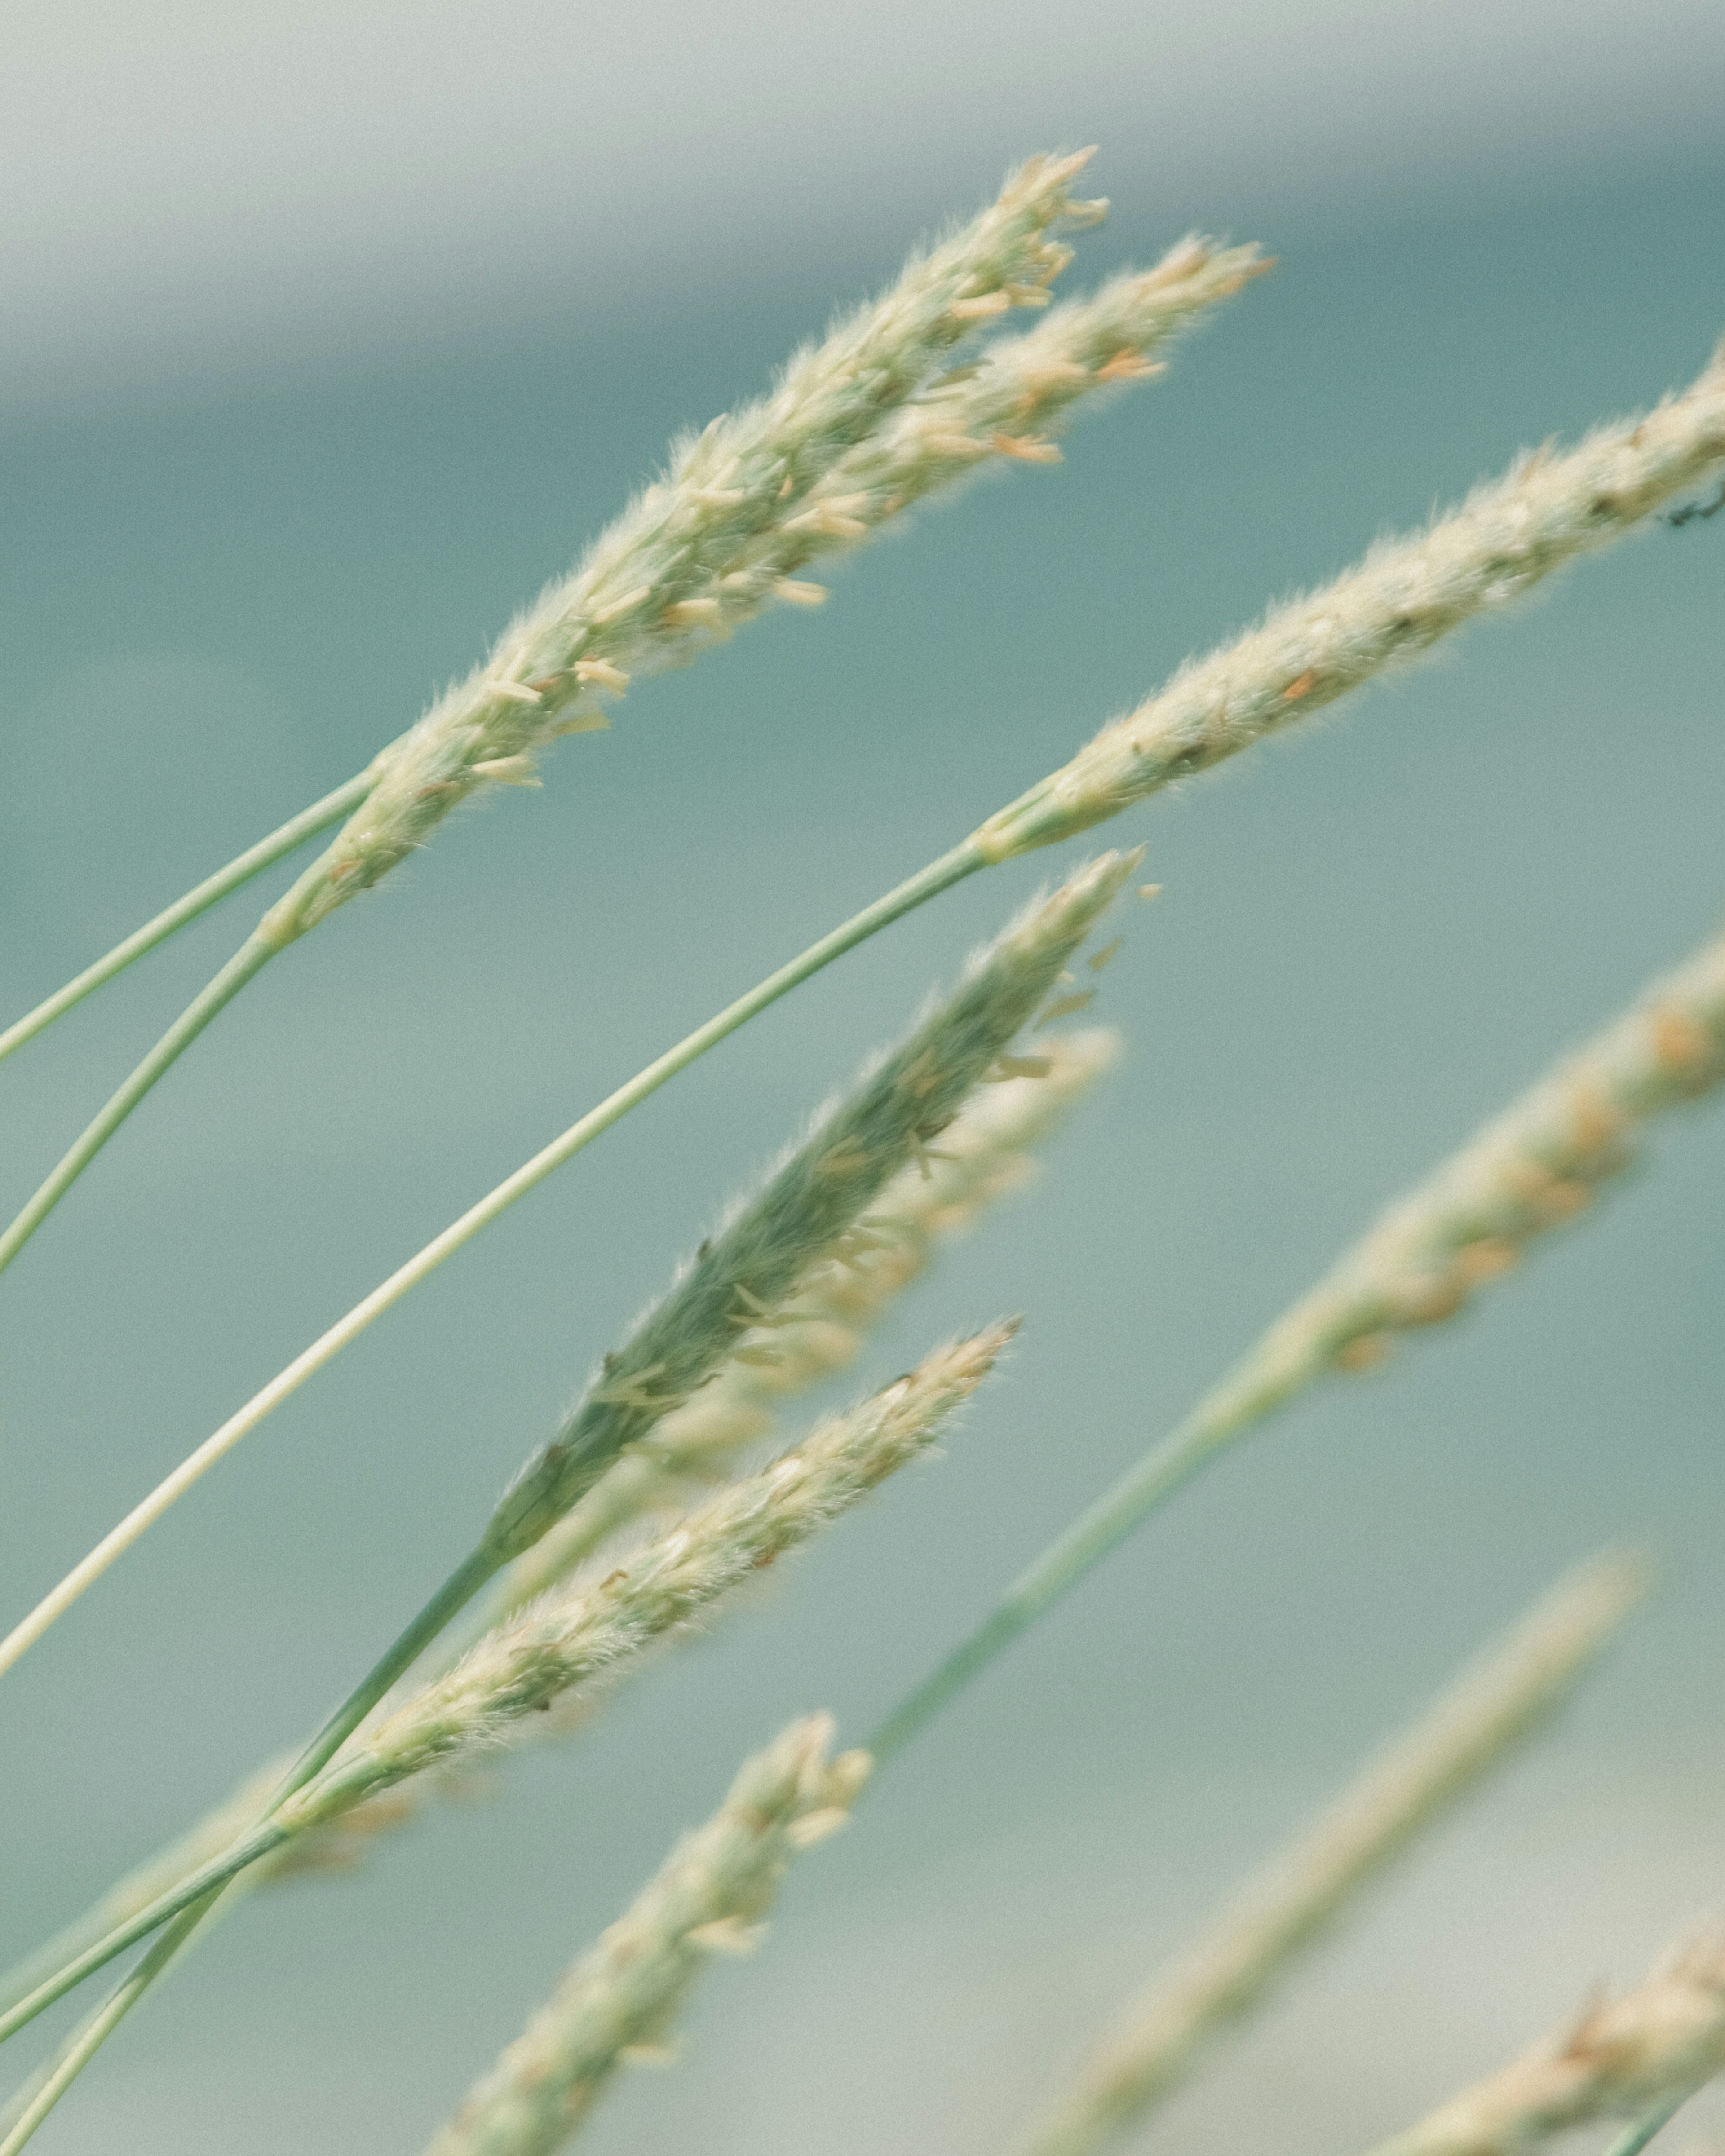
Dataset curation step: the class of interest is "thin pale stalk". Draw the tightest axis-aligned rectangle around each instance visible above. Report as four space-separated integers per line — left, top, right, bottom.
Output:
0 934 279 1281
0 1914 205 2156
0 1543 509 2049
0 770 372 1065
871 913 1725 1762
1017 1554 1646 2156
0 838 986 1681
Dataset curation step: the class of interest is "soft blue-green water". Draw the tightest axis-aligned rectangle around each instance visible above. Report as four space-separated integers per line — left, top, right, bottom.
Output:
2 134 1724 2154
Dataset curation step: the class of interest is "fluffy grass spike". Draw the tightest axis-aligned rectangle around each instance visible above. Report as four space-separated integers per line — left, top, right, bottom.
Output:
478 1028 1120 1624
257 153 1106 947
482 862 1132 1561
289 1326 1011 1827
973 339 1725 860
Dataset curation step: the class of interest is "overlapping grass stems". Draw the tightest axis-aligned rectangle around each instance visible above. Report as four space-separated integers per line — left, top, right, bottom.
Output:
0 150 1263 1277
0 862 1134 2130
9 327 1724 1694
13 880 1725 2140
0 1334 1010 2156
0 1034 1120 2018
5 169 1725 2154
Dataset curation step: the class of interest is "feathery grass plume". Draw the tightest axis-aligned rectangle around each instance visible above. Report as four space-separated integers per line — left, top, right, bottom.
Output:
481 1029 1121 1621
254 154 1102 949
972 340 1725 861
478 857 1132 1563
1366 1929 1725 2156
805 237 1268 522
421 1715 869 2156
283 1327 1010 1835
1019 1554 1646 2156
871 913 1725 1760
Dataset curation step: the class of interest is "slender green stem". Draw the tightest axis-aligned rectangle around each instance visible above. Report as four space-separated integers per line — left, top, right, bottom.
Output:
0 1544 502 2059
1602 2094 1692 2156
0 1911 209 2156
0 837 986 1687
0 934 280 1283
0 771 372 1067
867 1387 1272 1763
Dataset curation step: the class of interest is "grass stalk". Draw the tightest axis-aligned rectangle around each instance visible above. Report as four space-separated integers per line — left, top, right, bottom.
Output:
869 910 1725 1762
0 769 372 1067
1017 1554 1646 2156
0 161 1242 1295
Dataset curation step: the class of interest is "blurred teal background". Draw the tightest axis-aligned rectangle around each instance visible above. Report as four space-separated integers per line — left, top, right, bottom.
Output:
3 5 1725 2149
